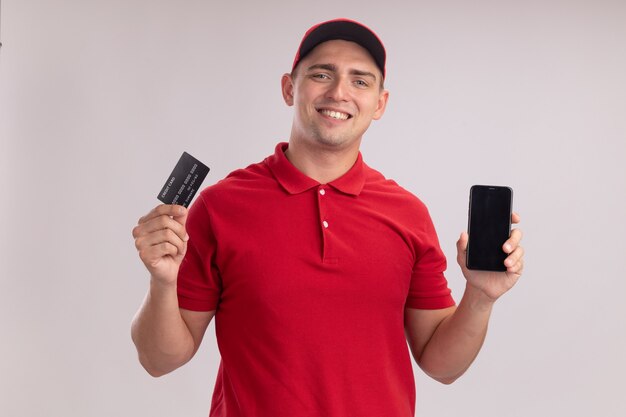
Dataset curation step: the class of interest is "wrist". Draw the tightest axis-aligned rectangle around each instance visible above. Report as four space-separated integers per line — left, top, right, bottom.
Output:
149 275 178 292
462 283 496 313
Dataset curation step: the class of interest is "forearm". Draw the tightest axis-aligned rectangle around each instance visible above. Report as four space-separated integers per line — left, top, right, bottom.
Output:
131 278 195 377
418 284 495 384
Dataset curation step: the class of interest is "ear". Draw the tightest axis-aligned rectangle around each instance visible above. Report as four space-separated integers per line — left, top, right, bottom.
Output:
372 89 389 120
281 73 295 106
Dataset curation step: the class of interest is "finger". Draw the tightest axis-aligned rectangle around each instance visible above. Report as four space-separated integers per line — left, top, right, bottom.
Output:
456 232 469 270
171 204 189 228
133 214 189 242
138 228 186 255
139 242 182 266
132 217 187 242
503 228 523 254
506 257 524 275
138 204 187 225
456 231 468 253
135 228 186 256
504 245 524 269
511 212 521 224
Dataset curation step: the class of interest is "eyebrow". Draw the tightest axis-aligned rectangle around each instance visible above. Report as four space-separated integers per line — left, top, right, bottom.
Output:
306 63 378 82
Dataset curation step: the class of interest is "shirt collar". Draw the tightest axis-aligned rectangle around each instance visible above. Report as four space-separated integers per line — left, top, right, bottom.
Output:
265 142 366 196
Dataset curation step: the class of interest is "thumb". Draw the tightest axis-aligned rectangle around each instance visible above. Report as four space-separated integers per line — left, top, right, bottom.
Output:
173 205 189 227
456 231 468 266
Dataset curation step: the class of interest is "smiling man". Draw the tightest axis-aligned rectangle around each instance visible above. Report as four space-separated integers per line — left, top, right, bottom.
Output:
131 18 524 417
282 37 388 184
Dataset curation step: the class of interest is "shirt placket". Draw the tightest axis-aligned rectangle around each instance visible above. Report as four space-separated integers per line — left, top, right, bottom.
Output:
317 185 338 264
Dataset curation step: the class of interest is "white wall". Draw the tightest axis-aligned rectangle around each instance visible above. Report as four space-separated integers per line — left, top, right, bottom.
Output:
1 1 625 416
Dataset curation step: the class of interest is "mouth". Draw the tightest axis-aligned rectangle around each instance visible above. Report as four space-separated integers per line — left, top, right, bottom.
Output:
316 108 352 121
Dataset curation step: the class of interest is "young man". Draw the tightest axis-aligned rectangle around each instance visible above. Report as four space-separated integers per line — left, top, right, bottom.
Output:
131 18 524 417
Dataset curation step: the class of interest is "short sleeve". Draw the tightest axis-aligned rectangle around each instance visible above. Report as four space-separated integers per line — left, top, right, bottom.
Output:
405 210 456 310
177 194 222 311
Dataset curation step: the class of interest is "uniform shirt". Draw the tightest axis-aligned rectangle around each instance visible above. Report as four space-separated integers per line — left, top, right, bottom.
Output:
178 142 455 417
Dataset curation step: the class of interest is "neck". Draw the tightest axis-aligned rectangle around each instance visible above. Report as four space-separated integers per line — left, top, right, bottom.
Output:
284 139 361 184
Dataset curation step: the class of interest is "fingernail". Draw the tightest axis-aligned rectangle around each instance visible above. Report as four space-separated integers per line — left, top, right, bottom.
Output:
184 234 190 241
504 244 512 252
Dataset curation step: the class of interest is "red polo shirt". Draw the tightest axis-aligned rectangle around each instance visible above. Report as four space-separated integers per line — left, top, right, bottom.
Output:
178 143 455 417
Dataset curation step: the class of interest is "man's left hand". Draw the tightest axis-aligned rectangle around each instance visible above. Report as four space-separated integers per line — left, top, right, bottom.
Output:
456 212 524 301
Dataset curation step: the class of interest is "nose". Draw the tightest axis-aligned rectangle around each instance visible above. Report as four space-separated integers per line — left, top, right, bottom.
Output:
326 78 349 102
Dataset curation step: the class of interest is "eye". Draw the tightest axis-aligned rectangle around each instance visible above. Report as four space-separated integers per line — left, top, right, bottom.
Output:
354 79 369 88
311 73 331 80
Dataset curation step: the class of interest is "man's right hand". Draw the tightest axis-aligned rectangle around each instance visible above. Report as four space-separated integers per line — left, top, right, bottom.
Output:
132 204 189 285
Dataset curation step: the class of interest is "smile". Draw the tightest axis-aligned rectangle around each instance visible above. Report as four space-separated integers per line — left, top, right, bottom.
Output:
317 109 352 120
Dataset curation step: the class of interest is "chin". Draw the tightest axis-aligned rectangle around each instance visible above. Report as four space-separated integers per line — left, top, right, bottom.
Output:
309 130 357 148
313 136 354 149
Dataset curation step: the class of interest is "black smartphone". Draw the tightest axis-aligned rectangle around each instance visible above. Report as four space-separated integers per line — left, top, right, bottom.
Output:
466 185 513 271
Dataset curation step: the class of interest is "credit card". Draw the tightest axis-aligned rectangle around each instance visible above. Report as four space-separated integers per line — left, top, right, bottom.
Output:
157 152 210 207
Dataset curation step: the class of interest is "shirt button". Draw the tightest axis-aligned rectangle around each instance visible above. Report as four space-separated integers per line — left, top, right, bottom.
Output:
319 189 326 196
322 220 329 228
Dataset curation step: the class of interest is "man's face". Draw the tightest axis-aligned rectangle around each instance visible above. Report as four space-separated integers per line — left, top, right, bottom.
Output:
282 40 389 151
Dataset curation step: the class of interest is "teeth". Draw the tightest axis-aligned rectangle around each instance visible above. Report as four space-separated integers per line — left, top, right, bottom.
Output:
320 109 349 120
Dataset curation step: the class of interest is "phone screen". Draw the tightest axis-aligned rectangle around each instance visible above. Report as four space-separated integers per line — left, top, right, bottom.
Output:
466 185 513 271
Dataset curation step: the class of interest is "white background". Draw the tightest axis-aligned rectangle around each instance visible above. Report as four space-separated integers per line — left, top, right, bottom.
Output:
1 1 625 416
